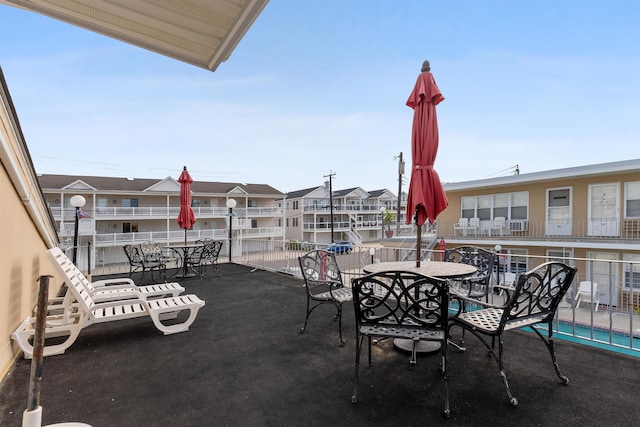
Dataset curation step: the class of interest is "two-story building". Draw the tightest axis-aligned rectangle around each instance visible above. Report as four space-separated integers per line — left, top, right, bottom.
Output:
38 174 286 273
437 159 640 310
285 186 399 245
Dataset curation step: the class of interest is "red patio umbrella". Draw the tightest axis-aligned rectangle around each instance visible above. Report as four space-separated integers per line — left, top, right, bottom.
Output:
405 60 448 266
177 166 196 246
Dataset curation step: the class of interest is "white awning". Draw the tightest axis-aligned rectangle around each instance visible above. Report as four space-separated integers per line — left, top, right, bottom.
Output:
0 0 269 71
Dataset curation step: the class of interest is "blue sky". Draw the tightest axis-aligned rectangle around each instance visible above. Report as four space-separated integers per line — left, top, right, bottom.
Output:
1 1 639 194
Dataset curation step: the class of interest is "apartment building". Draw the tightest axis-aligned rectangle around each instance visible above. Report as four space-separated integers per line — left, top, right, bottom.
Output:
38 174 286 272
285 185 398 245
437 159 640 310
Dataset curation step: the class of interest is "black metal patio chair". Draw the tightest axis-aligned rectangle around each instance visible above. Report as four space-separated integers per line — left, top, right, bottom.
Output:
443 245 495 303
350 270 451 418
184 244 208 280
123 244 166 281
298 249 352 345
196 239 223 276
449 261 577 406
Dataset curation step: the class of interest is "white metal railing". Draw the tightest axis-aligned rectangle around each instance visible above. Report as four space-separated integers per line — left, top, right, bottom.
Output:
234 241 640 356
92 227 283 246
78 240 638 356
442 218 640 240
51 206 284 219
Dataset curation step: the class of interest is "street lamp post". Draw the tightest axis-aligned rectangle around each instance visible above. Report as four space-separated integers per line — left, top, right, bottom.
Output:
395 152 404 236
70 195 86 265
227 198 236 262
324 171 335 243
494 244 502 291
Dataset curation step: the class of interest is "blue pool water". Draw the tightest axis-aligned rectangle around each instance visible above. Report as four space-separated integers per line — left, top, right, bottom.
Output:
448 303 640 357
533 322 640 357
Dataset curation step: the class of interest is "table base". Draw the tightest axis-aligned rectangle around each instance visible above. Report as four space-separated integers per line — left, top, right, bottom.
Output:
393 338 441 355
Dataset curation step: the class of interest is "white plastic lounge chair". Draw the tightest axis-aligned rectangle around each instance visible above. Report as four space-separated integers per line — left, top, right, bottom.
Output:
574 281 600 311
12 247 205 359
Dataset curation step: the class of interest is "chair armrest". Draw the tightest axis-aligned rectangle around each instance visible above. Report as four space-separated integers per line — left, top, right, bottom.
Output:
452 293 506 310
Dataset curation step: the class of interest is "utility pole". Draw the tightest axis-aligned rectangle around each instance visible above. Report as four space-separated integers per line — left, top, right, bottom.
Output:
395 152 405 236
324 171 336 243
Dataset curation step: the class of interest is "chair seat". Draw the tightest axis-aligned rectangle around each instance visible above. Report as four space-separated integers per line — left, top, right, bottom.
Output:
313 287 352 303
359 324 445 341
458 307 546 333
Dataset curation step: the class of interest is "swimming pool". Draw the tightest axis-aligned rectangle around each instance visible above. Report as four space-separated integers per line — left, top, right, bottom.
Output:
532 322 640 358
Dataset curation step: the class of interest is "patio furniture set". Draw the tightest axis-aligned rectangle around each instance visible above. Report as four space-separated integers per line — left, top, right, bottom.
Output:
12 247 206 359
11 239 224 360
10 243 579 420
298 246 578 418
124 239 223 281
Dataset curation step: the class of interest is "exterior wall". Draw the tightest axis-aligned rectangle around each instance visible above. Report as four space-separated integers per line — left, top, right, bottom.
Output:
441 170 640 234
0 172 56 377
285 188 398 244
1 73 60 378
439 165 640 308
40 183 286 271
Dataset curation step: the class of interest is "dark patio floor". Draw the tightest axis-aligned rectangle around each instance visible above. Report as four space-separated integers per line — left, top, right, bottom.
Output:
1 263 639 426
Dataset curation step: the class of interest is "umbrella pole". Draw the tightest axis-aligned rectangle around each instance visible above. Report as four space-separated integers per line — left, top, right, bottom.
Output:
415 210 421 267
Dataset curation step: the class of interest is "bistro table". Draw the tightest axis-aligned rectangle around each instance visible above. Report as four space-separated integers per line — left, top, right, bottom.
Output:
363 260 477 355
166 243 206 278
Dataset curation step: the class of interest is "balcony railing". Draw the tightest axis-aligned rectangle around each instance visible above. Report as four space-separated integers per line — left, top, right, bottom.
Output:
51 206 284 220
302 204 395 213
440 218 640 240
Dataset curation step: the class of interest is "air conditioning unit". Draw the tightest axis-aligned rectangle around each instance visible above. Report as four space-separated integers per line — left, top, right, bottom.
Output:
509 220 528 231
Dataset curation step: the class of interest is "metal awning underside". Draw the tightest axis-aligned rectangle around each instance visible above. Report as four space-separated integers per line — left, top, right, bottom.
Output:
0 0 269 71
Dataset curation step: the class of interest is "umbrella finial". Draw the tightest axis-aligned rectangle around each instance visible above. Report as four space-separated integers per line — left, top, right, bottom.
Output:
421 60 430 72
183 166 187 171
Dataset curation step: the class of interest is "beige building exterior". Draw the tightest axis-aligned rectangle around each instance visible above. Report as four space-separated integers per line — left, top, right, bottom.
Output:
0 68 60 377
38 174 286 273
437 160 640 310
285 186 398 245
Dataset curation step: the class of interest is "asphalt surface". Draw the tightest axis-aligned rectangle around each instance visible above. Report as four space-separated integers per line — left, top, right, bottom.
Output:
1 263 639 426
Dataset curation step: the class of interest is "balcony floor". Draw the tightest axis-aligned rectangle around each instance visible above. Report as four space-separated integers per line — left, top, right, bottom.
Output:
1 264 639 426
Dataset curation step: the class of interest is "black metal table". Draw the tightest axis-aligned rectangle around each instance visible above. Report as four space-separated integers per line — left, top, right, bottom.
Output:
364 261 477 354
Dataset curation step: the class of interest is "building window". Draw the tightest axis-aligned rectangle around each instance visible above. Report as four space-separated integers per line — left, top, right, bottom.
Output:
293 200 299 210
547 249 574 264
504 248 528 273
293 218 299 227
624 181 640 218
122 222 138 233
460 192 528 220
461 197 475 219
121 198 139 207
623 254 640 290
192 199 201 207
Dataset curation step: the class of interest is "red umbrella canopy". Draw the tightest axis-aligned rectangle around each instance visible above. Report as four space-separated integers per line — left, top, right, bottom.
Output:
405 68 448 226
177 166 196 229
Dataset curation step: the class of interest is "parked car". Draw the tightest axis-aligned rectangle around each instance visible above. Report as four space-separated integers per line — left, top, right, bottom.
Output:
300 241 317 251
326 241 353 254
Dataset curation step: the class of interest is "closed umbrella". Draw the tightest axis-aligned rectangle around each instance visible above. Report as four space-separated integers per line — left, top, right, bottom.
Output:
177 166 196 246
405 60 448 266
